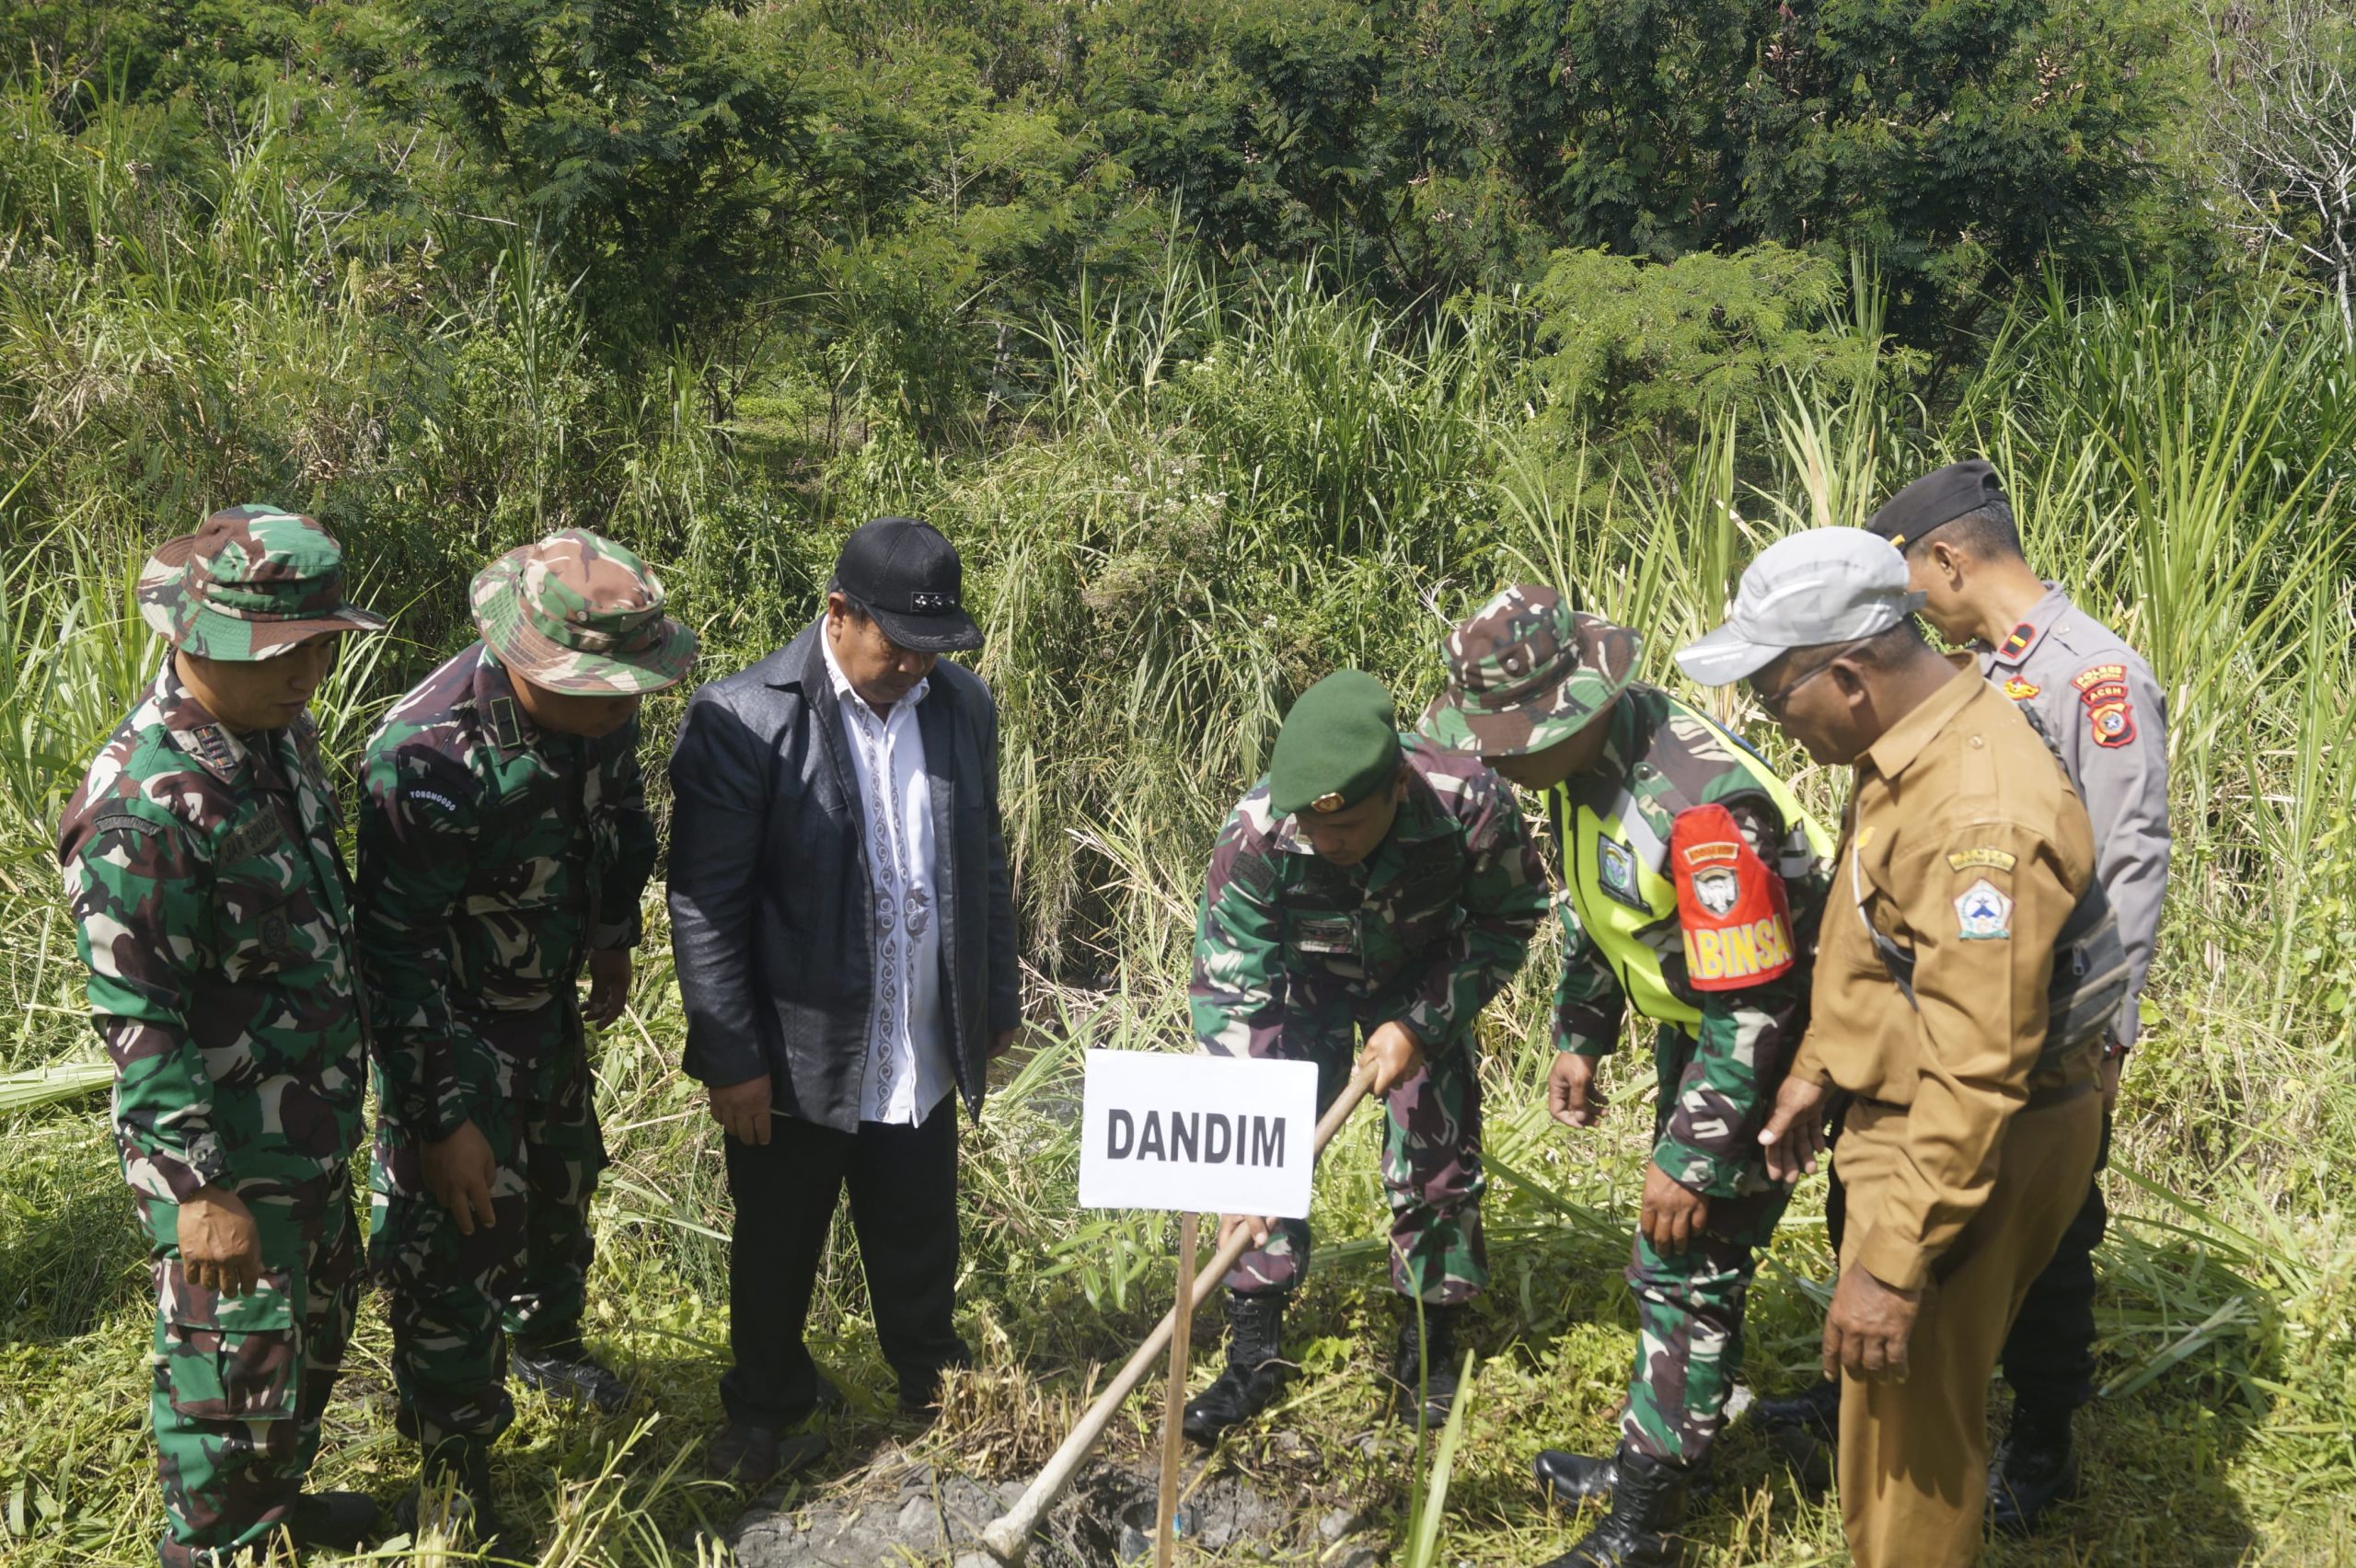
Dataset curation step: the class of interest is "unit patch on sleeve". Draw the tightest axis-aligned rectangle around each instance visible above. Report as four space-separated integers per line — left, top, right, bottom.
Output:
2070 663 2136 748
1954 878 2015 940
1946 847 2018 874
1669 803 1796 990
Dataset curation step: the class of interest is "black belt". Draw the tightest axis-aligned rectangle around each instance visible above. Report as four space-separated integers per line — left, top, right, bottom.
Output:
1853 1078 2094 1116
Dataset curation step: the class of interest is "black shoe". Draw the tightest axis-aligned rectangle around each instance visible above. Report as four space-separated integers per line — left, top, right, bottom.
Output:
706 1420 830 1487
1750 1378 1840 1444
1535 1449 1715 1509
286 1489 380 1549
1534 1448 1617 1505
1531 1447 1690 1567
511 1337 629 1414
1182 1290 1288 1445
1387 1300 1464 1427
1989 1403 2081 1537
394 1442 522 1562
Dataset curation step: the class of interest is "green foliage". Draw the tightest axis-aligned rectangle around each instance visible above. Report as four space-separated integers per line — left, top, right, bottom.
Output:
1530 243 1866 453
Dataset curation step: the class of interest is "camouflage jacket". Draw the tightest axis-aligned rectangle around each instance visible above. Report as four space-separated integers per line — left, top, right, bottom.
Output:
356 643 655 1139
56 656 367 1204
1550 685 1831 1197
1192 733 1549 1057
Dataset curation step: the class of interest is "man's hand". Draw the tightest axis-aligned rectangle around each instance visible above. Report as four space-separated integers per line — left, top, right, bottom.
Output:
709 1074 774 1147
1822 1262 1921 1382
1218 1214 1276 1251
2099 1050 2125 1112
1639 1164 1710 1256
1548 1052 1606 1127
987 1028 1022 1062
1756 1075 1833 1183
1357 1020 1426 1097
179 1185 263 1298
423 1120 500 1237
583 949 633 1028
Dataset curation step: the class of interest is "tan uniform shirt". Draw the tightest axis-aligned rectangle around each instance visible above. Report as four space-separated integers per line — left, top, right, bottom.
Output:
1790 657 2098 1291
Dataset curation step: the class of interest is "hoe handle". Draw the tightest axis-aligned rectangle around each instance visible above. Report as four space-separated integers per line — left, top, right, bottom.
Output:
978 1061 1380 1564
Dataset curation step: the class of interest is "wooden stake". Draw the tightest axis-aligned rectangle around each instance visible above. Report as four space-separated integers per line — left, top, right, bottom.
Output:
979 1061 1378 1563
1155 1211 1197 1568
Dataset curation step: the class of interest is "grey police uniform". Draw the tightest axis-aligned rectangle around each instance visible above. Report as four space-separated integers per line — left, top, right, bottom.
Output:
1981 581 2170 1425
1978 583 2170 1049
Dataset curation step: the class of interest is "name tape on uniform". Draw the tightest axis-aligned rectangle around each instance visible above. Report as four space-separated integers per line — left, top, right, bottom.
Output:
1077 1050 1319 1217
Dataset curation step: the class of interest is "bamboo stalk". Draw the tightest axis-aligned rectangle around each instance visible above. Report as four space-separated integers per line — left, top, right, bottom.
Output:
979 1062 1380 1564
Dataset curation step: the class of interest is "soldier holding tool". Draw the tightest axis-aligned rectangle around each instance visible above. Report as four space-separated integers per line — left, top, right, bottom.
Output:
1683 527 2121 1568
357 530 695 1551
1421 585 1831 1568
58 507 387 1566
1185 670 1549 1440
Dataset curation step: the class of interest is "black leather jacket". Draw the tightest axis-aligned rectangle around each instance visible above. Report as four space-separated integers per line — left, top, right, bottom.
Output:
665 619 1020 1131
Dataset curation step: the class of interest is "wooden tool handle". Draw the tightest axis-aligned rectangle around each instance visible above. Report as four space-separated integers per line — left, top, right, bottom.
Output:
978 1060 1380 1564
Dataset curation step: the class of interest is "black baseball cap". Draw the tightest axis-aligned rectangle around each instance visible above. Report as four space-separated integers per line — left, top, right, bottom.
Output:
1865 458 2009 550
831 516 984 652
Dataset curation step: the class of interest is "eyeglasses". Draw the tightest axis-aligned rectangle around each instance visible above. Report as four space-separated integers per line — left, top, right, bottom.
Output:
1750 647 1850 717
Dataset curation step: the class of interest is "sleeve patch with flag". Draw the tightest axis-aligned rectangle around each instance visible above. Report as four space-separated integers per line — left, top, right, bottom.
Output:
1669 802 1796 990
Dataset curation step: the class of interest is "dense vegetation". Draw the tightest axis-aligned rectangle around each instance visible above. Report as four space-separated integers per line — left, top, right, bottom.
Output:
2 3 2352 1565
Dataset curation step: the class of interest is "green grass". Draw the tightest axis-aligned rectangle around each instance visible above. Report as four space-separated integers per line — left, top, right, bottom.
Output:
1 65 2353 1568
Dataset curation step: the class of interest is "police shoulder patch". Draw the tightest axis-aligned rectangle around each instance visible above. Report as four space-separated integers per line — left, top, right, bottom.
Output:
2072 663 2136 748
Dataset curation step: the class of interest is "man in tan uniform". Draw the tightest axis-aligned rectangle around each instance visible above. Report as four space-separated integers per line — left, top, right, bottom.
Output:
1677 527 2112 1568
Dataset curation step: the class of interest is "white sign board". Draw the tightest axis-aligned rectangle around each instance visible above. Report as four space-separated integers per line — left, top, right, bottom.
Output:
1077 1050 1320 1218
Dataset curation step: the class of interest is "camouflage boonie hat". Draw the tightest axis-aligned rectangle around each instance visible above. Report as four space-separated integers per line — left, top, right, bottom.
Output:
1420 584 1641 757
138 505 387 660
471 528 698 695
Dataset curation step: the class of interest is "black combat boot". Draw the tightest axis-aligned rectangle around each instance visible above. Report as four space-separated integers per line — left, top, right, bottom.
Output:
1988 1401 2080 1536
511 1334 630 1413
1531 1447 1690 1568
1182 1290 1288 1444
1750 1378 1840 1443
286 1489 381 1549
1534 1447 1715 1508
1387 1300 1463 1427
394 1439 520 1562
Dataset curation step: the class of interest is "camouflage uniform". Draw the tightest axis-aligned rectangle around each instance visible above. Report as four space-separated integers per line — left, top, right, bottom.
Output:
1190 732 1550 1303
1546 686 1830 1464
358 531 691 1458
56 508 383 1567
1423 587 1830 1473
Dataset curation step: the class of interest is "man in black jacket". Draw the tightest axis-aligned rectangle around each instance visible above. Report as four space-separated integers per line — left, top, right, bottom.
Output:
667 517 1021 1486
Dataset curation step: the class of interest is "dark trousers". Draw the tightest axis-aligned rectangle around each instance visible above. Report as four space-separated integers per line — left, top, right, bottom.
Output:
1824 1107 2112 1415
719 1093 969 1428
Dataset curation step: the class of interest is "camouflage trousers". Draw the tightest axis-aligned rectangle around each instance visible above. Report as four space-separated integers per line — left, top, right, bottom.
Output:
369 1009 606 1452
135 1173 359 1568
1619 1026 1789 1468
1221 1006 1485 1305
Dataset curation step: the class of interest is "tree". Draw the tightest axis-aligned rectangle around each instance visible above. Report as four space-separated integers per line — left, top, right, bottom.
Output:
2206 0 2356 338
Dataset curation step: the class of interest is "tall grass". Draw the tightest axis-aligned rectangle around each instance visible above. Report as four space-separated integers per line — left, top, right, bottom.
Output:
0 68 2351 1568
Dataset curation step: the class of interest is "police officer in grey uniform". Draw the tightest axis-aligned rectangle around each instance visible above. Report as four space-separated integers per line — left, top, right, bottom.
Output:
1753 458 2170 1532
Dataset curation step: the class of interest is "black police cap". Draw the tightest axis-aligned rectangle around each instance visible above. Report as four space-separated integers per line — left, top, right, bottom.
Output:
1865 459 2009 550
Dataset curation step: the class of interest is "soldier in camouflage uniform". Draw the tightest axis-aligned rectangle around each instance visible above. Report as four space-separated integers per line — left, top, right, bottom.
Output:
357 531 696 1550
1422 586 1831 1568
56 507 387 1567
1184 670 1549 1440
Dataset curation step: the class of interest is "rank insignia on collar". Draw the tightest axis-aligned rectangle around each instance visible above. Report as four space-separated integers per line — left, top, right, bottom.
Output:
2002 676 2040 701
1310 791 1346 813
1998 622 2036 660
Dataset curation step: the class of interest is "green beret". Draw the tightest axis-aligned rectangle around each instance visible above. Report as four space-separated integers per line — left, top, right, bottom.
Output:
1269 671 1402 817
